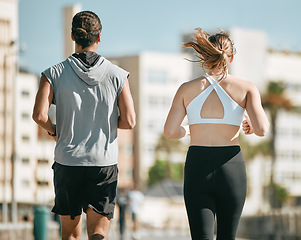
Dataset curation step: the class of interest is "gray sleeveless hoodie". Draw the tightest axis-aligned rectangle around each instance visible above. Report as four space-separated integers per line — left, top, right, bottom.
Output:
43 55 128 166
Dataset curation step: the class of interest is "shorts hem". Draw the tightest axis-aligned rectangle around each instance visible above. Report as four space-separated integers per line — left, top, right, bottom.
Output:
51 207 82 220
85 204 114 219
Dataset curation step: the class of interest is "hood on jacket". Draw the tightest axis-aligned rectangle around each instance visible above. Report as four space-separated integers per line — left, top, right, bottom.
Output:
67 55 110 86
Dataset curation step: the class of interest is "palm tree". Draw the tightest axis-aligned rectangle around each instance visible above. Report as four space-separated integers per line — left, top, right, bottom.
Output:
262 81 295 208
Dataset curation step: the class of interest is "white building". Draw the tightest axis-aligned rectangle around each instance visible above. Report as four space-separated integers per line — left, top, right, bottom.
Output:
15 71 55 208
110 52 192 186
0 0 56 222
0 0 19 222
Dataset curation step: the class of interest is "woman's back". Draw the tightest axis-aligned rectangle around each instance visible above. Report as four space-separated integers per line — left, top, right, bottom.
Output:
182 74 250 146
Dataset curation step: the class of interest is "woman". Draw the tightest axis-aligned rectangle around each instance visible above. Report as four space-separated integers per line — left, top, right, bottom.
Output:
164 28 269 240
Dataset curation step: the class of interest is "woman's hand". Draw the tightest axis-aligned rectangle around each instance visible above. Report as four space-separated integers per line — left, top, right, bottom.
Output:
242 114 254 135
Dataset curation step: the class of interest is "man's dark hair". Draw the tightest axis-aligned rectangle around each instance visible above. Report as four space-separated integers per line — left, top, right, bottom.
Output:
72 11 102 49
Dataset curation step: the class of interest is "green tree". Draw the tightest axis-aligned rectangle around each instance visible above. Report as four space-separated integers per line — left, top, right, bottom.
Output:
148 160 184 186
148 134 187 186
262 81 295 208
148 159 168 186
273 183 290 208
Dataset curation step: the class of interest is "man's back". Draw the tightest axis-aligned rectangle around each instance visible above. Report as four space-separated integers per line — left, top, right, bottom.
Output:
43 54 128 166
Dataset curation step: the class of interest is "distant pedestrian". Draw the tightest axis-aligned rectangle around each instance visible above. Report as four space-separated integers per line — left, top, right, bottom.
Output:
128 189 144 240
117 188 129 240
32 11 135 240
164 28 269 239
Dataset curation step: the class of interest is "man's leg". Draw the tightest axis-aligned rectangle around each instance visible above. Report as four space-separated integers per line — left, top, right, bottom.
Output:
132 212 138 232
86 208 111 240
60 215 82 240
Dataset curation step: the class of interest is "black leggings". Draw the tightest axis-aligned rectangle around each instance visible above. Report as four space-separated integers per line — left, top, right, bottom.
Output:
184 146 246 240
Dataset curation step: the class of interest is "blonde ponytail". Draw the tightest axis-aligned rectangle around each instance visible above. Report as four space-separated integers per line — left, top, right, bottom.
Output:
183 28 235 79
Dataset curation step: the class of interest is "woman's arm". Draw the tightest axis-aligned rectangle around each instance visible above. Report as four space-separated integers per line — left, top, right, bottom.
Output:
118 78 136 129
164 85 187 139
32 74 56 137
244 82 269 136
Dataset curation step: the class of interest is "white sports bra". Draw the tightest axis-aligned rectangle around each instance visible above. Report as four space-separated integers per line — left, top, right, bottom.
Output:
186 74 245 126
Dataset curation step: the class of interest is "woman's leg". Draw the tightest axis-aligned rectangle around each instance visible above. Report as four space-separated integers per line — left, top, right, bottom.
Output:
184 146 216 240
184 192 216 240
215 151 247 240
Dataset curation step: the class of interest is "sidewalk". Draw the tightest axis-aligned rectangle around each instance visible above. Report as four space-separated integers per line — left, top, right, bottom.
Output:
81 224 190 240
82 227 250 240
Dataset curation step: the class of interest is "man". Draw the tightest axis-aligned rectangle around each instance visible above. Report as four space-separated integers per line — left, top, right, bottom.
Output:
32 11 135 240
116 188 129 240
128 189 144 240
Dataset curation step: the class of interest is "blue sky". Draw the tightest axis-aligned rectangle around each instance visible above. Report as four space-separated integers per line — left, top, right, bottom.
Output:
19 0 301 74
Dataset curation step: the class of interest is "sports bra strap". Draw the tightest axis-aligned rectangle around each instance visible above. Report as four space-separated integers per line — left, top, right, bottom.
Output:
204 73 228 85
204 74 216 85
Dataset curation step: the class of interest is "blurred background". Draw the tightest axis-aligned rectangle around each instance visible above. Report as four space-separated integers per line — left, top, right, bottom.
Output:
1 0 301 239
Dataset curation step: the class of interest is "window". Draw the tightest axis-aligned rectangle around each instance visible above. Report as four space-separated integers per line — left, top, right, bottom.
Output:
37 159 49 165
148 70 167 84
286 83 301 92
37 180 49 186
148 96 171 109
22 135 30 142
147 122 155 130
148 96 157 107
21 112 30 120
21 179 30 188
22 158 30 164
21 90 30 98
292 129 301 138
22 135 30 141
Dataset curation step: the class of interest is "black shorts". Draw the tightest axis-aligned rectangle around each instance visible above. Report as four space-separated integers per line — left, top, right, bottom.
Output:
51 162 118 220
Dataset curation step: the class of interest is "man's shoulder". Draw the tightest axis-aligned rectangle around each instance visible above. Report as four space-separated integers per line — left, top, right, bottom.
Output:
43 59 70 79
102 58 127 76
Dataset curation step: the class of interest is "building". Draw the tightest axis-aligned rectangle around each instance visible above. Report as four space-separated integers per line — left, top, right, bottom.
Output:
117 129 135 189
0 0 19 222
14 71 56 217
266 50 301 199
0 0 57 222
63 4 81 59
109 52 192 187
231 29 301 211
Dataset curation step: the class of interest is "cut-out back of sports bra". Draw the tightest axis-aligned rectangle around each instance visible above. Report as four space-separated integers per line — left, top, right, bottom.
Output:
186 74 245 126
